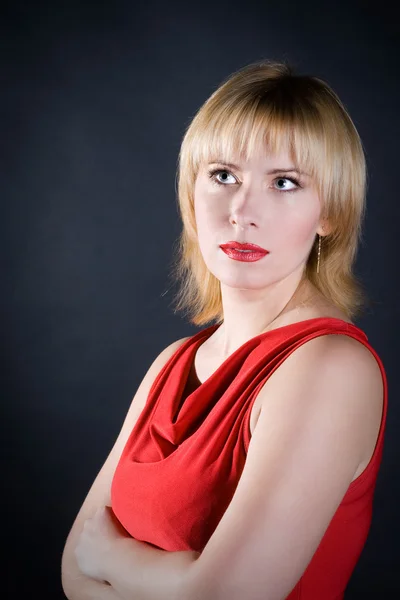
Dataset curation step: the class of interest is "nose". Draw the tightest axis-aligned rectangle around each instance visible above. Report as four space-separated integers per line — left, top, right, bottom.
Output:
230 214 257 229
229 190 259 229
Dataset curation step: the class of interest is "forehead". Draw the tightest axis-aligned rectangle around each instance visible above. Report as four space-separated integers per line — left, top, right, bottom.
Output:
208 145 294 165
200 144 301 174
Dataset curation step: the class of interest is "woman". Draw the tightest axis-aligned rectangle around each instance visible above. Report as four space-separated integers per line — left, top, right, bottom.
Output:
61 60 388 600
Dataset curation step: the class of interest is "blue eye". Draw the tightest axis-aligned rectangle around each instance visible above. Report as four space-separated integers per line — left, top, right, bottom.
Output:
207 169 237 186
206 168 302 193
274 176 300 192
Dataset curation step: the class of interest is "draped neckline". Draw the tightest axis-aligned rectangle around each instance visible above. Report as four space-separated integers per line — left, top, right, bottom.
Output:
184 316 366 394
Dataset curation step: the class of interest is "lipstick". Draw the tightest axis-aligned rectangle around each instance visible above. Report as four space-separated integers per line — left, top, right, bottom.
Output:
219 242 269 263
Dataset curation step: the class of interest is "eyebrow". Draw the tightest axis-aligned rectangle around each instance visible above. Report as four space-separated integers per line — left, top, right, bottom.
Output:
208 161 310 177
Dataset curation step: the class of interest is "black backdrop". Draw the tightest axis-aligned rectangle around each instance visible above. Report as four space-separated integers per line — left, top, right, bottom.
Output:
3 1 398 598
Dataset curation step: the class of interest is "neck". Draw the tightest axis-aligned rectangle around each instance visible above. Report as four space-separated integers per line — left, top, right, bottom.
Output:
214 277 315 357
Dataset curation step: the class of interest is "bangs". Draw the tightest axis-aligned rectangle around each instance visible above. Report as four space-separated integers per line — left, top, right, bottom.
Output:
188 92 334 202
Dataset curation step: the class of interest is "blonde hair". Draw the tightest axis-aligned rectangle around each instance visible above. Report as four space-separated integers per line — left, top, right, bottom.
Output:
168 59 371 327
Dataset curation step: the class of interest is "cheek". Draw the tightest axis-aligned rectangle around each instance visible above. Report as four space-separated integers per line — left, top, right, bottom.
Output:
276 198 320 244
194 200 212 253
195 196 223 232
285 218 318 245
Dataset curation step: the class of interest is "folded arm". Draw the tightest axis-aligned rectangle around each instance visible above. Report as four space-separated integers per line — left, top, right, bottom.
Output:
96 334 383 600
65 334 383 600
101 536 200 600
62 576 124 600
73 503 200 600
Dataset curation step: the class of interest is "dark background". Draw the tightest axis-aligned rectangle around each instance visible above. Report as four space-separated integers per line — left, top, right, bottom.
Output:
3 1 398 598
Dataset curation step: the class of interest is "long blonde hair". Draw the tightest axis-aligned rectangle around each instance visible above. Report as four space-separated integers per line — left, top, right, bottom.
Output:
168 59 371 327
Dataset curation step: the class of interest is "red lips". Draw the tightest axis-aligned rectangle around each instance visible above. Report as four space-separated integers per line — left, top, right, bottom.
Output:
219 241 269 253
219 242 269 263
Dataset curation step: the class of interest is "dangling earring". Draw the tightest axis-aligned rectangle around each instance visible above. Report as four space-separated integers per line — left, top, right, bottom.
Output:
317 234 322 274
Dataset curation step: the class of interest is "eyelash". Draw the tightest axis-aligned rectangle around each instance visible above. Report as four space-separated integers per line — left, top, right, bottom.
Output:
206 168 302 192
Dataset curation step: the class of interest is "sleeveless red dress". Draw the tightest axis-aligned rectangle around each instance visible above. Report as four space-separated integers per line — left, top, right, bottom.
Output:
111 317 388 599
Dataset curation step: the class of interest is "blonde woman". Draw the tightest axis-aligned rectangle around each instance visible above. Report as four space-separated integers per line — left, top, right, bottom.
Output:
61 60 388 600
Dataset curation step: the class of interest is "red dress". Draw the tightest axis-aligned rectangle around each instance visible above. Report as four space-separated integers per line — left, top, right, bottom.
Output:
111 317 388 599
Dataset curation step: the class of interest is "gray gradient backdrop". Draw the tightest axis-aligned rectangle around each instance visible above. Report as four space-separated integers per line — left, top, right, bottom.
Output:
3 1 398 598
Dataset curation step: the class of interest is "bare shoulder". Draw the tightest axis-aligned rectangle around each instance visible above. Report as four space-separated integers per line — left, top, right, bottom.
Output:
304 332 383 385
258 332 384 467
263 332 384 411
266 330 382 385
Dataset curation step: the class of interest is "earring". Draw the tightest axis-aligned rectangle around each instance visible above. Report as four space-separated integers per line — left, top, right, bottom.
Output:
317 234 322 274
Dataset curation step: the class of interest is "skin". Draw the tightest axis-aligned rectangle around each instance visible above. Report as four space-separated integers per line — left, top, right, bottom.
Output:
194 143 330 357
74 506 197 600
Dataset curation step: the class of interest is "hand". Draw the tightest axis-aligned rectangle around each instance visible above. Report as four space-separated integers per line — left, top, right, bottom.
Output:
75 506 129 582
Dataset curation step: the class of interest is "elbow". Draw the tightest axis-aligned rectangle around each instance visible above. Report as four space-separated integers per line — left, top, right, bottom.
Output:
61 574 73 600
61 583 73 600
61 561 73 600
61 546 81 600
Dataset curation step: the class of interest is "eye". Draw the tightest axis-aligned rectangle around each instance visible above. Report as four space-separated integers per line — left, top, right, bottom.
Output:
207 169 237 186
207 169 302 193
273 176 301 192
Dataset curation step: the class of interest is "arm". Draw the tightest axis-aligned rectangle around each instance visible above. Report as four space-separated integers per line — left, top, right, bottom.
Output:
101 536 200 600
92 334 383 600
61 336 190 600
74 504 200 600
61 578 123 600
63 503 127 600
180 335 384 600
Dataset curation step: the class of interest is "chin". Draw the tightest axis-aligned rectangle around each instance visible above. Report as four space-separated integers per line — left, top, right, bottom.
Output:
216 272 275 290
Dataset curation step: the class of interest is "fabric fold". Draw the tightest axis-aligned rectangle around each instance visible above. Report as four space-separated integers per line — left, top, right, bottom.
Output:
111 317 388 599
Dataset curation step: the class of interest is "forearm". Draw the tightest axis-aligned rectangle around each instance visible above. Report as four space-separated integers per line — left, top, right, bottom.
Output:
104 537 200 600
63 572 125 600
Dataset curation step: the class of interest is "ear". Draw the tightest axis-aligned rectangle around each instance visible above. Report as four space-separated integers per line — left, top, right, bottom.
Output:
316 219 331 237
